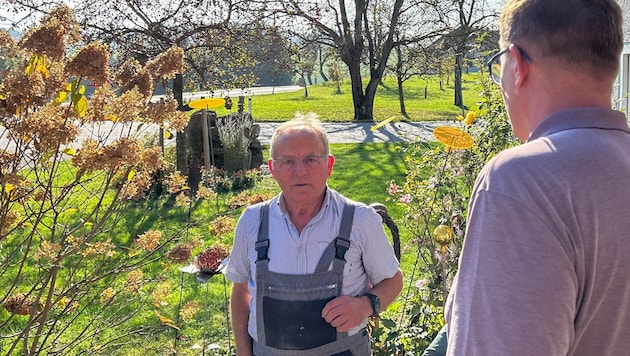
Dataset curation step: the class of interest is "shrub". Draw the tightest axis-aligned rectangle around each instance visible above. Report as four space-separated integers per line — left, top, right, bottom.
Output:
378 63 520 354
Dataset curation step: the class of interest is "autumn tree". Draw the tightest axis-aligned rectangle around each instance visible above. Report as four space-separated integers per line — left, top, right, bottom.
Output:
438 0 498 108
250 0 444 121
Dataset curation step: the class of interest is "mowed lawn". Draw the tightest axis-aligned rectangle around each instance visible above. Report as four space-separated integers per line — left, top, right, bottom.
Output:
205 74 482 122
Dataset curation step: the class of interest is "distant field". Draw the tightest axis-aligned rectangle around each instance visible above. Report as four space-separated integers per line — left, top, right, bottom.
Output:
205 74 483 122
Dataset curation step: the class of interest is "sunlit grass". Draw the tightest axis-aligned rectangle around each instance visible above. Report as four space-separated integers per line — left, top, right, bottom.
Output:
202 74 483 122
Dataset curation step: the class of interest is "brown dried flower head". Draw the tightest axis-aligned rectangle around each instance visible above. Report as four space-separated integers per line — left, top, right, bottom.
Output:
3 293 39 315
194 244 230 272
151 282 172 307
65 42 110 85
180 301 200 322
0 30 17 53
175 192 192 208
119 171 152 201
44 5 81 43
14 104 80 152
135 230 161 251
82 240 116 257
138 147 166 174
34 240 62 261
145 46 184 83
116 59 153 98
166 242 194 264
124 270 144 293
208 215 235 237
19 19 66 61
100 287 116 305
2 69 46 115
166 172 188 194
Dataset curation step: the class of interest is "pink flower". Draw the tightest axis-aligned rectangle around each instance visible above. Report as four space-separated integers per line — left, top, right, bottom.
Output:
399 194 412 204
415 279 428 290
387 181 398 195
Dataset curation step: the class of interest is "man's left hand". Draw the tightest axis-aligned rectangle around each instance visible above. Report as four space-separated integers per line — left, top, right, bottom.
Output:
321 295 372 332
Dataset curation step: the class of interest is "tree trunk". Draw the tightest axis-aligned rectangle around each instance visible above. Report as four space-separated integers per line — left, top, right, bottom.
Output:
302 74 309 98
344 51 378 121
174 74 188 174
397 74 406 116
454 54 463 108
319 48 329 82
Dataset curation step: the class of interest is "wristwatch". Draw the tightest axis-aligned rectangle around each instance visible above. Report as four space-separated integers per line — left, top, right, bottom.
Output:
363 293 381 317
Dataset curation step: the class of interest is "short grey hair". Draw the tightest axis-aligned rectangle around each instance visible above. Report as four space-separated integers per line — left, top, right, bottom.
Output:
269 112 330 159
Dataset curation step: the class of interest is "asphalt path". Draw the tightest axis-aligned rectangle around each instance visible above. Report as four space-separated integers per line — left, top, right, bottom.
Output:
257 121 450 144
0 120 450 153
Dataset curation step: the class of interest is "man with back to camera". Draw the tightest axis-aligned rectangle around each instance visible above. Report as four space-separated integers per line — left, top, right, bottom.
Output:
226 115 403 355
444 0 630 355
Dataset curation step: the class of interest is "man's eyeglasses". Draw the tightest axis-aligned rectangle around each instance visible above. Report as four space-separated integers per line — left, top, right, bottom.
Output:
272 154 329 170
487 45 532 85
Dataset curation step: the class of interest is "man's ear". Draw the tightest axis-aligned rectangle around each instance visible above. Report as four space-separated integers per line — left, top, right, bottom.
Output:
327 155 335 176
510 44 530 88
268 159 275 176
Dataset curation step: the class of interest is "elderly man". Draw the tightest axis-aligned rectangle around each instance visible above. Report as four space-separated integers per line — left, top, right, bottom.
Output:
445 0 630 355
226 115 403 355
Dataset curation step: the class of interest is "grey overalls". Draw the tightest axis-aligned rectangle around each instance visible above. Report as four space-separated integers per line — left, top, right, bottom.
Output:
253 201 371 356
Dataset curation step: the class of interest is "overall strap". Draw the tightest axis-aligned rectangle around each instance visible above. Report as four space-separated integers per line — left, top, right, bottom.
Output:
255 201 271 345
314 203 356 276
255 202 271 264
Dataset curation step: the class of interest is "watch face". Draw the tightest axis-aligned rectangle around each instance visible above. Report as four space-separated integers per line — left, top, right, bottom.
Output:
367 293 380 316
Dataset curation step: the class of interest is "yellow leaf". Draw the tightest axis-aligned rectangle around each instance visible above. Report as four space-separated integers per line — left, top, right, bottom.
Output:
54 91 69 105
73 95 88 117
128 170 136 181
155 311 180 330
62 147 76 156
104 115 119 122
4 183 15 193
128 249 141 257
165 130 173 139
36 60 49 78
65 208 78 214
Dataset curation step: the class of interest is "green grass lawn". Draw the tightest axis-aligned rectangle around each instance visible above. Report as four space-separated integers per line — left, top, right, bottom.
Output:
205 74 482 122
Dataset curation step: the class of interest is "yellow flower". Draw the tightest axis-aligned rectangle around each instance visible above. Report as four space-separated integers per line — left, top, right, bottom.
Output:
464 112 476 125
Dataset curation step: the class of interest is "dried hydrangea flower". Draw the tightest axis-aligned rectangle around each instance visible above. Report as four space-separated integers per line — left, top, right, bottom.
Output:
65 42 110 85
145 46 184 82
19 20 66 61
194 244 230 272
135 230 161 251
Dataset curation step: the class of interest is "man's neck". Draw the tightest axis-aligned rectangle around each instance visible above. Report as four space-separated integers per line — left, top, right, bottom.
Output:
282 194 326 234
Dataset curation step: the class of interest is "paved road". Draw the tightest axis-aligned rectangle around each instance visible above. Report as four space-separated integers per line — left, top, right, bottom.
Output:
0 120 450 153
256 121 450 144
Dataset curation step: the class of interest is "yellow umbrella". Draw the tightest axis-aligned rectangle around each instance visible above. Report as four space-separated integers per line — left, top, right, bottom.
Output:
433 126 474 149
188 98 225 109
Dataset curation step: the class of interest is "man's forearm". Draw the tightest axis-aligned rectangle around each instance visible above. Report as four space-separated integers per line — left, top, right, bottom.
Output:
231 283 253 356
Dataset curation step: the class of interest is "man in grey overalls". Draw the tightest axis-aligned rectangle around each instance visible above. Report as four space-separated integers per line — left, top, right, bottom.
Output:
226 116 403 355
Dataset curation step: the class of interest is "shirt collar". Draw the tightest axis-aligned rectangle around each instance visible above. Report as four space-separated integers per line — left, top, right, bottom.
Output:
527 107 629 142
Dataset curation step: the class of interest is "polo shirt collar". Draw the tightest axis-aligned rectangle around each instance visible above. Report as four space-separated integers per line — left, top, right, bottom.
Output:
528 107 629 142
